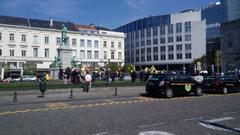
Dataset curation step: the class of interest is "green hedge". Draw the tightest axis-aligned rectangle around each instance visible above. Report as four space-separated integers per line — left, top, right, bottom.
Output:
0 80 145 91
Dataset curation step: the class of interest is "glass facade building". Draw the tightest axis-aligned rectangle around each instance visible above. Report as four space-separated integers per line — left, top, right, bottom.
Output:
221 0 240 22
114 11 206 72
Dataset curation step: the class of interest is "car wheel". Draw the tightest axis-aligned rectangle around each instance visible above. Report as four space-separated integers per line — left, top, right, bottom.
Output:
165 87 173 98
222 87 228 94
195 87 203 96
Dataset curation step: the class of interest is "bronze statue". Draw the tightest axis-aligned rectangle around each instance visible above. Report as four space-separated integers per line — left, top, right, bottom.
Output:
61 24 69 46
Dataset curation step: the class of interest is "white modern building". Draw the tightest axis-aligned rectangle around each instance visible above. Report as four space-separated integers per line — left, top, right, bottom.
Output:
115 10 206 72
0 16 125 79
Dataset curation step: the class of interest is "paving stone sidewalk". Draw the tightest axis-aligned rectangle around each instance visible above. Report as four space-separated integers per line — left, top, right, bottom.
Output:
0 86 145 106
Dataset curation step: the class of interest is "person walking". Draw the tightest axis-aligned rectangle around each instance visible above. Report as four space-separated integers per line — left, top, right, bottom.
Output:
84 71 92 92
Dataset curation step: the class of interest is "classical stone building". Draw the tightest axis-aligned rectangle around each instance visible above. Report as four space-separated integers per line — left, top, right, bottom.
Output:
0 16 125 79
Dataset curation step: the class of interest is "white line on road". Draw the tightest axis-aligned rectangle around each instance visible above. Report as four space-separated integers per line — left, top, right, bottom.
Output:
234 127 240 131
223 112 238 115
138 122 164 128
199 122 232 132
92 131 109 135
184 116 203 121
138 131 175 135
208 117 234 123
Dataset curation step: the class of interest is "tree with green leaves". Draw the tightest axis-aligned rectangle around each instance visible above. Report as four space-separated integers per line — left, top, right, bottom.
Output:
122 64 135 73
23 63 36 75
107 63 120 72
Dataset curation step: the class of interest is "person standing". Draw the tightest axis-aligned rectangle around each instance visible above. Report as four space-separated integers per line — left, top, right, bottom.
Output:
84 71 92 92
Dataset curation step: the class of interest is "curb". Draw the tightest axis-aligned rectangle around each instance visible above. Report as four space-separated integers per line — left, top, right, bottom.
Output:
0 86 145 96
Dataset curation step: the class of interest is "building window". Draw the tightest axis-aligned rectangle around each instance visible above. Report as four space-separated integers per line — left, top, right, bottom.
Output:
131 42 134 48
111 42 114 48
72 38 77 46
168 45 174 52
118 52 122 60
94 51 99 59
22 34 26 42
33 48 38 57
185 21 191 33
160 26 165 35
153 26 158 36
168 37 173 43
185 44 191 50
177 53 182 59
141 40 145 46
111 51 115 59
176 44 182 51
45 49 49 58
185 35 191 41
135 42 139 48
56 37 61 45
33 35 38 43
118 42 122 48
44 36 49 44
136 49 139 62
147 40 151 45
141 48 145 62
141 29 145 38
161 55 166 60
0 49 2 56
10 49 14 56
103 41 107 48
168 54 174 60
22 50 26 57
176 23 182 33
80 50 85 59
153 39 158 45
185 53 192 59
153 47 158 61
87 40 92 48
0 33 2 41
80 39 85 47
135 31 139 39
94 40 99 48
87 50 92 59
147 48 151 61
104 51 107 59
176 36 182 42
9 34 14 41
160 46 166 52
160 38 165 44
147 28 151 37
168 24 173 34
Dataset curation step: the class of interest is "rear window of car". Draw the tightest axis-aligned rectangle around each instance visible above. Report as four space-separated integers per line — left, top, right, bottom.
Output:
149 74 165 81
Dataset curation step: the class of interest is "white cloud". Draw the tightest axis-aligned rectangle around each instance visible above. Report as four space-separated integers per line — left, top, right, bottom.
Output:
125 0 146 13
2 0 29 8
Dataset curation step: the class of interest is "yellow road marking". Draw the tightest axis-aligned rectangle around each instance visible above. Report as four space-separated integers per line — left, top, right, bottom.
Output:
0 93 239 116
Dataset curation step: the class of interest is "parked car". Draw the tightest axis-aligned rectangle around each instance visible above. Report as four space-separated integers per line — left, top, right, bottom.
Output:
12 77 22 82
21 75 37 82
202 75 240 94
145 73 203 98
1 77 12 83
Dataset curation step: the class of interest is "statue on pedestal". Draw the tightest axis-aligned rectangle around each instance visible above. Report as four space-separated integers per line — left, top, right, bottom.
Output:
61 24 69 46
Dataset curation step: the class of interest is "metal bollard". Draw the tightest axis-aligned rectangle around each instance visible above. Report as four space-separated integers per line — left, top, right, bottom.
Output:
13 91 17 102
114 87 118 96
69 89 73 99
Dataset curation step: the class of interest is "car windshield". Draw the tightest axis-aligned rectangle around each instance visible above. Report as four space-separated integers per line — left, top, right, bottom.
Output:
149 74 165 81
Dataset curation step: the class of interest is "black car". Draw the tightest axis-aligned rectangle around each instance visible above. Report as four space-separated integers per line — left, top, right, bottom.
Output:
202 75 240 94
145 74 203 98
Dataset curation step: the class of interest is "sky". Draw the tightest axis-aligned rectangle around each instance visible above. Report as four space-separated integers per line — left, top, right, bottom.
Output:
0 0 218 29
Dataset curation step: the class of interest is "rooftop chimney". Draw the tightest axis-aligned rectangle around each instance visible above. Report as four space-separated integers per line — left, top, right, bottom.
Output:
49 17 53 27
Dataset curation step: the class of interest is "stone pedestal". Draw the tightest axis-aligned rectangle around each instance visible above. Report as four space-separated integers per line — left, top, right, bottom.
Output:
58 46 72 69
50 68 60 80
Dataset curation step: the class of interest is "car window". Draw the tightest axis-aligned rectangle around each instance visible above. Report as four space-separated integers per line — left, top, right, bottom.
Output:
149 74 165 81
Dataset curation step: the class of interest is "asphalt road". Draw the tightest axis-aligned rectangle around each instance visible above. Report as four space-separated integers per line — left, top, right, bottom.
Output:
0 93 240 135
